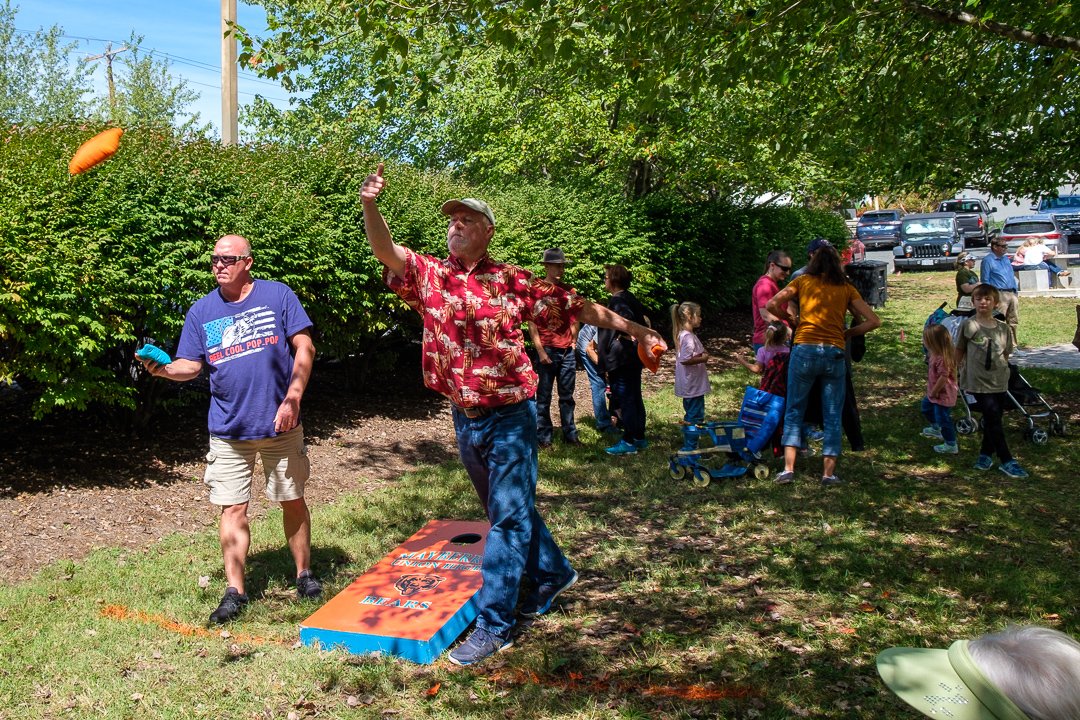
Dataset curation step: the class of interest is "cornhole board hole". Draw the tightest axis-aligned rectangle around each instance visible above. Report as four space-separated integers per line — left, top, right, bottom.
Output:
299 519 488 664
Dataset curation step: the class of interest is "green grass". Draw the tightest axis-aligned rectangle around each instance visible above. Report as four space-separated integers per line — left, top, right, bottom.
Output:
2 272 1078 719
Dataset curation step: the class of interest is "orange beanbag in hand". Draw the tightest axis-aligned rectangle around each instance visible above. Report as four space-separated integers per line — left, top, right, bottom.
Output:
637 342 663 374
69 128 123 175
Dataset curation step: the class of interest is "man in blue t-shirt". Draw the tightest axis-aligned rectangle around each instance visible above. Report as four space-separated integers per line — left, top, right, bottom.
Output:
980 238 1020 344
136 234 320 624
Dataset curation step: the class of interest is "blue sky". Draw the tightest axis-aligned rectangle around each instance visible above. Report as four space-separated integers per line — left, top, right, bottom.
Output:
12 0 294 134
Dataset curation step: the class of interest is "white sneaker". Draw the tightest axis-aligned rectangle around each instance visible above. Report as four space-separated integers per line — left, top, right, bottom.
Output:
921 426 943 440
933 442 959 454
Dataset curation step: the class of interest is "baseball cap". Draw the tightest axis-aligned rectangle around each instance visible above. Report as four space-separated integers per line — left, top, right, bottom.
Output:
877 641 1031 720
440 198 495 226
541 248 566 264
807 237 832 256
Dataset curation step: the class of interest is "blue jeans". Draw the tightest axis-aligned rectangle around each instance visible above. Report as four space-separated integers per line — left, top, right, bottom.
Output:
535 346 578 443
920 397 957 443
578 350 612 431
782 344 847 457
608 364 645 443
681 395 706 450
453 400 573 638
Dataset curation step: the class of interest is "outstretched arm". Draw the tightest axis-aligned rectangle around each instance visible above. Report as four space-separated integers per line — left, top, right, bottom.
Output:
136 356 203 382
360 163 408 278
578 300 667 353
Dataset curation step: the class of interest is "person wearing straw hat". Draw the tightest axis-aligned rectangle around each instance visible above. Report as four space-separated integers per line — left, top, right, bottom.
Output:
877 625 1080 719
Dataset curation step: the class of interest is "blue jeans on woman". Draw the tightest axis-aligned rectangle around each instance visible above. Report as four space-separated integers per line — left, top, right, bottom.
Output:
577 349 613 432
453 400 574 639
535 346 578 444
920 397 957 443
782 344 847 457
608 364 646 444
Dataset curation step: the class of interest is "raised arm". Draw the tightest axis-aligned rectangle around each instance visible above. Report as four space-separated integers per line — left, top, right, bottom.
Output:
578 300 667 353
360 163 408 278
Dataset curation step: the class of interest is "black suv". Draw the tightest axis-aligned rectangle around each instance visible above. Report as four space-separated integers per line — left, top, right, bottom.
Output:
893 213 965 270
935 198 997 247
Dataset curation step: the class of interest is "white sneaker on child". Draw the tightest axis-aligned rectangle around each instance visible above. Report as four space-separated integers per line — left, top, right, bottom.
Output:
921 425 943 440
933 442 959 454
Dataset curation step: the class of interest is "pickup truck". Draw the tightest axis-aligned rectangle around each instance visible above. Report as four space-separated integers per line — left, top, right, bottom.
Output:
935 198 997 247
1031 195 1080 244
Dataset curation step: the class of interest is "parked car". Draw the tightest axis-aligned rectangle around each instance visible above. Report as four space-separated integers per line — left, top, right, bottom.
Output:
999 214 1065 255
893 213 965 270
855 209 904 249
935 198 997 247
1030 195 1080 244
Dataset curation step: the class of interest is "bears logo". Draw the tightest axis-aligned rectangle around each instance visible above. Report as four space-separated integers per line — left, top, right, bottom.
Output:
395 574 445 597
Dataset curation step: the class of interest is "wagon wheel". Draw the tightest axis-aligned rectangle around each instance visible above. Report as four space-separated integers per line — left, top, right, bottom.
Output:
691 467 712 488
753 464 770 480
669 461 691 482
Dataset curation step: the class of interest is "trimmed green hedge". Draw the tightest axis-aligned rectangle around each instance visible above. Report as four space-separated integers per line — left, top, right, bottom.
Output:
0 127 844 421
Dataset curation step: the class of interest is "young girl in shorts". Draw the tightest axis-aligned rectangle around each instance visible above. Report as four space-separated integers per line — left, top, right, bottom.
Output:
920 323 959 454
956 284 1028 478
671 302 709 451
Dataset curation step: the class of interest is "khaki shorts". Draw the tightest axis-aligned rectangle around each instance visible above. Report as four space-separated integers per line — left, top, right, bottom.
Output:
204 425 309 506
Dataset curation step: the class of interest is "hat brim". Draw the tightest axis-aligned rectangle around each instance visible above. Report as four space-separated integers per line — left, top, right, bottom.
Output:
877 643 1030 720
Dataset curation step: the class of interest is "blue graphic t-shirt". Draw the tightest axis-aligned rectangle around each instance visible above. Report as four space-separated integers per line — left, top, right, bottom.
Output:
177 279 312 440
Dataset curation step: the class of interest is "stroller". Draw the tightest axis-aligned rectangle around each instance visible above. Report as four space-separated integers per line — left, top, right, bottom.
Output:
667 385 783 487
955 364 1067 444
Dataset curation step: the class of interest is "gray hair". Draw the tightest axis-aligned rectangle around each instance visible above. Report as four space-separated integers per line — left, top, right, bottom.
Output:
969 625 1080 720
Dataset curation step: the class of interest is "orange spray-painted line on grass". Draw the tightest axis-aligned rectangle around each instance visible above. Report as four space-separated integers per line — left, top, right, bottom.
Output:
101 604 289 647
488 668 757 702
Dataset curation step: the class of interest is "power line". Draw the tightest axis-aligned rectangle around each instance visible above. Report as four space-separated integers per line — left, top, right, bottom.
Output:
13 27 290 90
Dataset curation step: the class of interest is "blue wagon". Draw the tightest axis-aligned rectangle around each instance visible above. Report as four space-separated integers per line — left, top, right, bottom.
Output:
668 385 785 487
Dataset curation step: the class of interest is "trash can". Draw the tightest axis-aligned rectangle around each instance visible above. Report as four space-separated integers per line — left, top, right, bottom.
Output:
845 260 888 308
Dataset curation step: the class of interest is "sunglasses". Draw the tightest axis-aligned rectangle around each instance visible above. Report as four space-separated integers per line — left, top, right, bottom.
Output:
774 263 792 271
210 254 250 266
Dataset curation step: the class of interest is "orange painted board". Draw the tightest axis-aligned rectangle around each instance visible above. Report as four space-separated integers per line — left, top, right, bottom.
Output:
299 519 489 664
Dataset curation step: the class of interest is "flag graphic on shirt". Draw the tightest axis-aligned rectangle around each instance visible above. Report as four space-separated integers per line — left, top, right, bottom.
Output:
204 306 279 365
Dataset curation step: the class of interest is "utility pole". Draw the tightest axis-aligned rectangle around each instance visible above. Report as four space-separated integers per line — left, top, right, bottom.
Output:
221 0 238 145
85 43 129 122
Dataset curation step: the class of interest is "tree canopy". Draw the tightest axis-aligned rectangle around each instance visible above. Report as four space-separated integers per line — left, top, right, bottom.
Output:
236 0 1080 201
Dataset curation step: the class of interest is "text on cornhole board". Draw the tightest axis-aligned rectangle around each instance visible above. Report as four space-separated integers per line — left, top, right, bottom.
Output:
299 519 489 664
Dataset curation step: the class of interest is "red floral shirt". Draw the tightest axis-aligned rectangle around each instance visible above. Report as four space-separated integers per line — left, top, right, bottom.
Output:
385 249 585 408
535 280 577 348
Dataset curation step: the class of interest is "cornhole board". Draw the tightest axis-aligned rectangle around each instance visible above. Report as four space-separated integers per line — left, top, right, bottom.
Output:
299 519 489 664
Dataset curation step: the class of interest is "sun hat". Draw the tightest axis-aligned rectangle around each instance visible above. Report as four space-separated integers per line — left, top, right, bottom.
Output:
807 237 832 256
440 198 495 226
541 248 566 264
877 640 1032 720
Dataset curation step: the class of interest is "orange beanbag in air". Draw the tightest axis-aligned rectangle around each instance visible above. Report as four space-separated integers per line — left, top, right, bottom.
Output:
68 127 124 175
637 342 663 373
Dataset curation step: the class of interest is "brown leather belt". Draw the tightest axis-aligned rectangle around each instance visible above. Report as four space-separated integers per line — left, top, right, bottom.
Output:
458 405 492 419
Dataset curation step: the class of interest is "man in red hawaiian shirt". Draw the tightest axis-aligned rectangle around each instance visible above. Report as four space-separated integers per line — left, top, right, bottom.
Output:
527 248 580 449
360 163 665 665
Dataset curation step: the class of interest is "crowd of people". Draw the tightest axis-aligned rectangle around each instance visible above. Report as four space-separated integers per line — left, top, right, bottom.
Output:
133 174 1072 687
